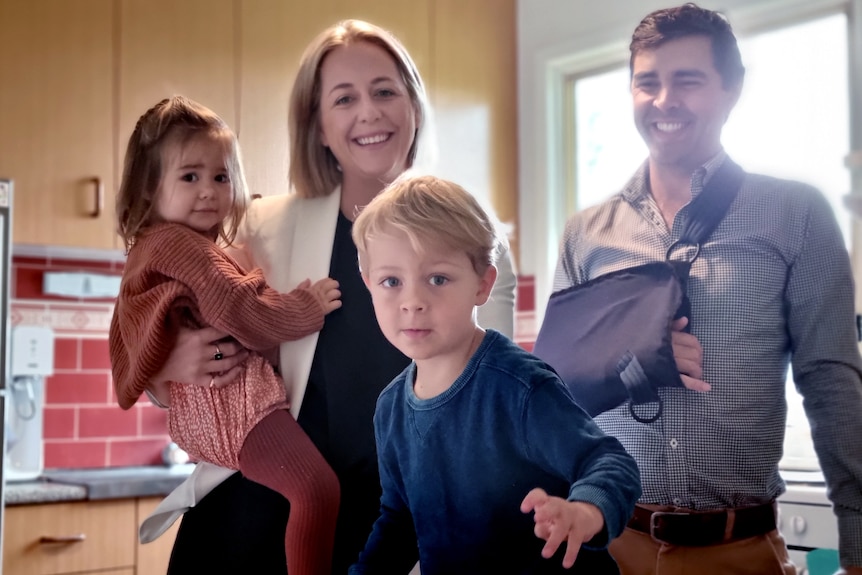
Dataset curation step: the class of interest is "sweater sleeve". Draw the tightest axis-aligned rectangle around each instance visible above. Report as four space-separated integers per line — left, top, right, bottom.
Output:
110 223 327 409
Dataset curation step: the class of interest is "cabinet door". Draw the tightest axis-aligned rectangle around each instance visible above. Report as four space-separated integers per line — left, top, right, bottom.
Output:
0 0 117 249
136 497 182 575
118 0 237 169
2 500 136 575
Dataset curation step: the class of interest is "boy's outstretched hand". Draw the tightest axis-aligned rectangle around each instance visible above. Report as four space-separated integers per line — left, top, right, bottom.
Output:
520 488 605 568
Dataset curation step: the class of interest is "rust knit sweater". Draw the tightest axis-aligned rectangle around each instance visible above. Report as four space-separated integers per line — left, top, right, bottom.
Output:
110 222 325 410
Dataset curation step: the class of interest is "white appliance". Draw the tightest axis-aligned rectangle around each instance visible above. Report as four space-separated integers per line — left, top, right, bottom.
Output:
780 371 844 573
5 325 53 481
778 473 839 575
0 179 13 575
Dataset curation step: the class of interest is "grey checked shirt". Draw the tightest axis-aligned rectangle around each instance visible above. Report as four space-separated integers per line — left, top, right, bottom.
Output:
552 152 862 566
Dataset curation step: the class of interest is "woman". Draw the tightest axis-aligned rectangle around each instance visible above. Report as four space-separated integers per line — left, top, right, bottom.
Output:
141 20 516 574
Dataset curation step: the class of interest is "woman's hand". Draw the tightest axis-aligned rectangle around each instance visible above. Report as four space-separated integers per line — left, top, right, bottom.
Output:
671 317 710 392
153 326 249 389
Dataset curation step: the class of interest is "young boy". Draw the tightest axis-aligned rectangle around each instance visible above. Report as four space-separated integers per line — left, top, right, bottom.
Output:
349 174 641 574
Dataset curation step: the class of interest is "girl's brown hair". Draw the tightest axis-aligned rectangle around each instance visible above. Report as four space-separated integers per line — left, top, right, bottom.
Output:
288 20 430 199
116 95 249 251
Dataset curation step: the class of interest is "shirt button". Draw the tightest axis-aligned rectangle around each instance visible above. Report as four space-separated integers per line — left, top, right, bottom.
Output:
670 438 679 449
673 497 683 506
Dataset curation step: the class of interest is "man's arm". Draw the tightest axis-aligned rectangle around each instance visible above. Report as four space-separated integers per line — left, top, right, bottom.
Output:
786 190 862 569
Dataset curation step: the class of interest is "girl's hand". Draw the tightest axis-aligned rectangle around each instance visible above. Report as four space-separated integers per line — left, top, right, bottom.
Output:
520 488 605 568
305 277 342 315
153 326 248 389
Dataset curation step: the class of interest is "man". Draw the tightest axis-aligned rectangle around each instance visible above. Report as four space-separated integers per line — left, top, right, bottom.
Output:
552 3 862 574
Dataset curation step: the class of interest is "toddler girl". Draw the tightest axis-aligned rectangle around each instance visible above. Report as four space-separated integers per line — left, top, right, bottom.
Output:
110 95 340 575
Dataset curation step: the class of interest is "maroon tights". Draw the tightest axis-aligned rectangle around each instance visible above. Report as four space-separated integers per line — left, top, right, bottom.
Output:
239 409 340 575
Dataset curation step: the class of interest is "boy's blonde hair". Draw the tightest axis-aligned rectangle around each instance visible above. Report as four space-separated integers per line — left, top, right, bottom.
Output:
288 19 431 199
116 95 250 251
352 174 506 275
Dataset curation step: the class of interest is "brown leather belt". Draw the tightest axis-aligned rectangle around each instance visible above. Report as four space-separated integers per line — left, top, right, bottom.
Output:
626 502 777 546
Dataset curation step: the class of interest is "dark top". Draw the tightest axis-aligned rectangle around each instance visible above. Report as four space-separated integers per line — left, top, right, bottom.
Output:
300 210 410 573
350 330 640 574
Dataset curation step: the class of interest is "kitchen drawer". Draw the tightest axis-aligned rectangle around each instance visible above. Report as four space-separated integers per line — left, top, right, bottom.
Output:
3 500 136 575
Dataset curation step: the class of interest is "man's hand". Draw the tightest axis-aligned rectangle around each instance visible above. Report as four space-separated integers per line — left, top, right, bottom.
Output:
520 488 605 568
835 567 862 575
671 317 710 392
153 326 248 389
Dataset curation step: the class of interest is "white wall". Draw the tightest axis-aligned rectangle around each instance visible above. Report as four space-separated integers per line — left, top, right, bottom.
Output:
517 0 850 320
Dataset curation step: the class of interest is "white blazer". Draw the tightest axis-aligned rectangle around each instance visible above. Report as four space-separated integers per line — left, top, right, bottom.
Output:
139 187 517 542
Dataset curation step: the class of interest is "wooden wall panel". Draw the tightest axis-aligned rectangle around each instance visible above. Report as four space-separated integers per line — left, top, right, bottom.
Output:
118 0 237 164
432 0 519 262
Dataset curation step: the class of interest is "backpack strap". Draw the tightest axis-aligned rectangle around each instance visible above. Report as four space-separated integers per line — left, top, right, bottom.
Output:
666 158 746 332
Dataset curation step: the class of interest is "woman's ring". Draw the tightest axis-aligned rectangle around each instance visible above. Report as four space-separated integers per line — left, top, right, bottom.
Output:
213 343 223 361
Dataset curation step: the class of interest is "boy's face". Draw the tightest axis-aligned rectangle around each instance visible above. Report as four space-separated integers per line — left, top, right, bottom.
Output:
361 229 496 365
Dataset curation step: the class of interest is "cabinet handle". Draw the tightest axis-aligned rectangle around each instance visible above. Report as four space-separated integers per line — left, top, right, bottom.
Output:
89 177 104 218
39 534 87 544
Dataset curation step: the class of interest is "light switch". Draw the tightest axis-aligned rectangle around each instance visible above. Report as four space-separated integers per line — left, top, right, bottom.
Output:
11 325 55 376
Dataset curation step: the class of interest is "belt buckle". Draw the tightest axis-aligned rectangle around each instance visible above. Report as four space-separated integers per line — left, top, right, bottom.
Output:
648 510 682 545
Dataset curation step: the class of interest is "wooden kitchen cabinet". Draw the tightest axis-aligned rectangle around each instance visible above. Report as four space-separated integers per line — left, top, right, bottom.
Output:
2 497 179 575
0 0 236 251
135 497 181 575
2 500 136 574
0 0 118 250
117 0 237 167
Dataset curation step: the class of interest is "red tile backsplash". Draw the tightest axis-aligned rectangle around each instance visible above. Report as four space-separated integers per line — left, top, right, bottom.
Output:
140 405 170 436
53 338 79 370
78 406 139 438
14 266 46 300
13 252 537 470
44 440 110 469
81 338 111 370
108 438 167 467
43 407 77 439
12 253 169 469
45 373 112 405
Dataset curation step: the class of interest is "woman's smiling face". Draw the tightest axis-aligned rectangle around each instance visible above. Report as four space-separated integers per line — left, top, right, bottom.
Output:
317 41 418 188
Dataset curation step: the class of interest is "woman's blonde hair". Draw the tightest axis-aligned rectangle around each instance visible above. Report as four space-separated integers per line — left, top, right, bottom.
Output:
116 95 249 251
352 174 506 275
288 20 431 199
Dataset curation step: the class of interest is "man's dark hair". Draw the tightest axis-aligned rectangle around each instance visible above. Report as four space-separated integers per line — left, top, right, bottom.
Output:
630 3 745 89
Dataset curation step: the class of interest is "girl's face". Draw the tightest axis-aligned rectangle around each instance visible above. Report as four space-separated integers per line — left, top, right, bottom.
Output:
318 41 418 187
154 134 234 235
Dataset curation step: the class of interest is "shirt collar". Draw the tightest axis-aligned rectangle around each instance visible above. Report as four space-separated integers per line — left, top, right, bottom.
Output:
622 149 729 204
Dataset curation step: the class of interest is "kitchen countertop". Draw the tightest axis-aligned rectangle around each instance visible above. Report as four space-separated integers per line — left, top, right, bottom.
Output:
4 463 196 506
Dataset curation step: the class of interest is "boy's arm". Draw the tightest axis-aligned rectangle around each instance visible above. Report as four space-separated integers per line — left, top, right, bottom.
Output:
523 377 642 543
520 489 605 568
350 422 419 573
349 501 417 574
